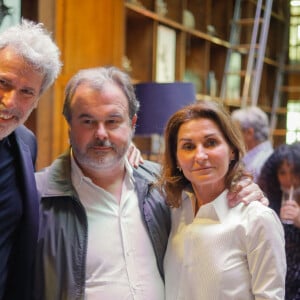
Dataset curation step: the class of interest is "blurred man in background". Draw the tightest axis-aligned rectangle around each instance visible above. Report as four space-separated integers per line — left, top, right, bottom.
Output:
231 106 273 182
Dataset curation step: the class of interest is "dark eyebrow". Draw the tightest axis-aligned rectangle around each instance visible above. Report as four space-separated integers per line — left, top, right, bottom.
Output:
109 113 123 118
78 113 93 119
205 133 218 138
178 133 219 142
178 137 192 143
77 112 124 119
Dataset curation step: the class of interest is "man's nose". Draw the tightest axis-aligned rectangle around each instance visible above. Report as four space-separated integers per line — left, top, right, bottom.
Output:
1 90 18 108
95 123 108 139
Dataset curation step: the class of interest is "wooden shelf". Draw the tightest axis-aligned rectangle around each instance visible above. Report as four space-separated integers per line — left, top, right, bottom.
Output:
125 2 230 48
24 0 291 169
124 0 289 145
272 129 287 136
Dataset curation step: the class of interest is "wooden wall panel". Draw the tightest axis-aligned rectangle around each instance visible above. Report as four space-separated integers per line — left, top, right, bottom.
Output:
35 0 57 170
57 0 124 74
35 0 125 169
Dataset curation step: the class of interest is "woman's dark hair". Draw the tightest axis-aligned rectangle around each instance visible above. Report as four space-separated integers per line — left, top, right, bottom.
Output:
258 143 294 215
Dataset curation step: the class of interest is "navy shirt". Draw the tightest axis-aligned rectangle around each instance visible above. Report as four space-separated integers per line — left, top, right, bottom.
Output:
0 137 22 299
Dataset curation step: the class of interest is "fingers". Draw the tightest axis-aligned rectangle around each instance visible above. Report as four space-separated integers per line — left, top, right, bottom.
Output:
280 201 300 225
229 177 252 194
129 149 143 168
285 200 299 207
227 181 266 207
281 204 300 221
127 143 144 168
237 177 252 188
281 209 296 222
239 190 264 205
294 212 300 228
134 150 144 167
260 196 269 207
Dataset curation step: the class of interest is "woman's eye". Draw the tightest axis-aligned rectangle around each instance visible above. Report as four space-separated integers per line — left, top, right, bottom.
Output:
182 143 194 150
0 79 8 88
206 139 218 147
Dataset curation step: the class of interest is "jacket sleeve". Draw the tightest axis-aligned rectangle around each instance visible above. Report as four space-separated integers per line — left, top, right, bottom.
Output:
134 160 170 279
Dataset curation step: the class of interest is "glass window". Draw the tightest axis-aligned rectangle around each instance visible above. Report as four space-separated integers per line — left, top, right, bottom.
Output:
286 101 300 144
287 2 300 144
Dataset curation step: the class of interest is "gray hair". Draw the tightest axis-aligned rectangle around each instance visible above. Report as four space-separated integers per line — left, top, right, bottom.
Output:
0 19 62 94
231 106 270 142
63 66 140 122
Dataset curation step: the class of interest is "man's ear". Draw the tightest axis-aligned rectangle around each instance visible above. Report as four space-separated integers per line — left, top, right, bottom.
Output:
245 127 255 138
131 114 137 128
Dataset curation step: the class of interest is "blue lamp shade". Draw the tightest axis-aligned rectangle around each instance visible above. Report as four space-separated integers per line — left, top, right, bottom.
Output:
135 82 196 135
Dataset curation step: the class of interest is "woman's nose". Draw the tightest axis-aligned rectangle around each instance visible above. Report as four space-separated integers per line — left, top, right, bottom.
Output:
195 145 208 161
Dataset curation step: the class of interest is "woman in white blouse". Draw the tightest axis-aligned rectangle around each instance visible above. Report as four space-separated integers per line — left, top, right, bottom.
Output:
159 100 286 300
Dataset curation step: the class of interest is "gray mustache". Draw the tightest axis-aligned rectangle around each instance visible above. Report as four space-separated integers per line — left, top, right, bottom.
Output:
90 140 114 148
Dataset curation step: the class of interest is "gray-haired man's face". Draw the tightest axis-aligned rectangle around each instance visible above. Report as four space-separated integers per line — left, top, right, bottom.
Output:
0 46 43 140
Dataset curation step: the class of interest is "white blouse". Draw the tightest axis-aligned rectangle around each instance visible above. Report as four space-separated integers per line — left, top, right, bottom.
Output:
164 189 286 300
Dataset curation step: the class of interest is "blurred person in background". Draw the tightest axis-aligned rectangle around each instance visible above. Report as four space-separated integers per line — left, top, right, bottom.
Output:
231 106 273 182
259 142 300 300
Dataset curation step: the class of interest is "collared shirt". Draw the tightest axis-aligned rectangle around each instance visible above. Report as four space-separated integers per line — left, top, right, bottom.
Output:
243 140 273 182
164 189 286 300
71 155 164 300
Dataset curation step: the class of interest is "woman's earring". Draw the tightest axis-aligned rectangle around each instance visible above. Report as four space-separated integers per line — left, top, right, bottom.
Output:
177 166 182 172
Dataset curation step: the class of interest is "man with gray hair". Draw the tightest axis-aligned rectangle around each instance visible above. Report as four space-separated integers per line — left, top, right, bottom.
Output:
0 19 62 300
231 106 274 182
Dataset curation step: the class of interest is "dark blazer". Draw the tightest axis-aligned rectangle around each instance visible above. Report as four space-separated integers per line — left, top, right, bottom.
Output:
3 125 39 300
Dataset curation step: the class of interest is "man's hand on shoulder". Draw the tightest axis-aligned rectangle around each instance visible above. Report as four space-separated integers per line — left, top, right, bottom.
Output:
227 177 269 208
127 142 144 169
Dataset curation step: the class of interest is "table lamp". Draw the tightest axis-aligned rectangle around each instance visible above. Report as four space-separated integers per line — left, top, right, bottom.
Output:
134 82 196 135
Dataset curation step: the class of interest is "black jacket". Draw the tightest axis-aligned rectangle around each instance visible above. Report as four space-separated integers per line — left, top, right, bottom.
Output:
3 126 39 300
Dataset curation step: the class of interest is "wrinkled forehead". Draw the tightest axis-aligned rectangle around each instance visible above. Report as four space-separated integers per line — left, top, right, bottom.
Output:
0 45 44 75
71 81 129 112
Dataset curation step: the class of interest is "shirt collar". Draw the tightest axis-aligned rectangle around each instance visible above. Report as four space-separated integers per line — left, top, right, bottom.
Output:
183 188 230 222
244 140 272 161
210 190 230 221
